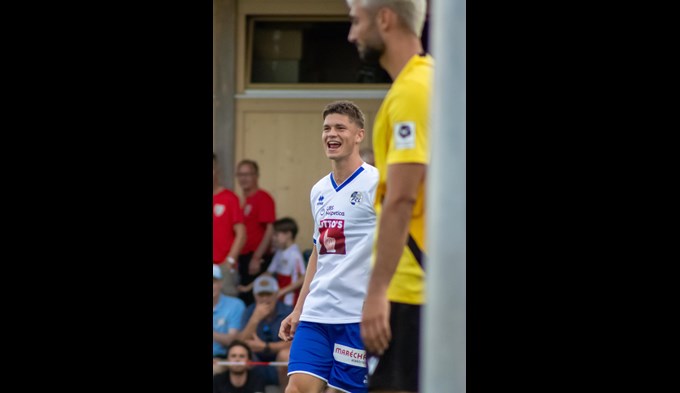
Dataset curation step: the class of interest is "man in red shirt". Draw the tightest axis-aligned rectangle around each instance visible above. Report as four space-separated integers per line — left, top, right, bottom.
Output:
214 153 245 294
235 159 277 306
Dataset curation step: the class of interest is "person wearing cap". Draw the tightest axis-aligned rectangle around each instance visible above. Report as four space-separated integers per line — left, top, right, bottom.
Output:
238 275 293 389
213 263 247 375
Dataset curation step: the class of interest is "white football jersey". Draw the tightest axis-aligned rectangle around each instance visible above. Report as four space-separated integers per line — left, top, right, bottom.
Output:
300 162 378 323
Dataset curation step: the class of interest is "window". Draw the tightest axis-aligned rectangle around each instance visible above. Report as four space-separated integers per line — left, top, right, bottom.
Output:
247 17 430 86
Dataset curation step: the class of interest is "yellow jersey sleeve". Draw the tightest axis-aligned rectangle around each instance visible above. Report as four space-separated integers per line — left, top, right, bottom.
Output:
384 77 430 166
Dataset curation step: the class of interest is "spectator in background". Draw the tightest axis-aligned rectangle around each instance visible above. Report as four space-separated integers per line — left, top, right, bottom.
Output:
214 153 246 295
239 275 293 390
236 159 277 306
213 340 267 393
214 264 247 376
237 217 306 308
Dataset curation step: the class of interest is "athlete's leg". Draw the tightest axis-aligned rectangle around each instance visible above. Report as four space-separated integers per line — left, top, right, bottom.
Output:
285 373 327 393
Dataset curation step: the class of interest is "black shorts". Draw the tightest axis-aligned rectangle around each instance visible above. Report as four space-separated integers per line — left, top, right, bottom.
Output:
368 302 421 392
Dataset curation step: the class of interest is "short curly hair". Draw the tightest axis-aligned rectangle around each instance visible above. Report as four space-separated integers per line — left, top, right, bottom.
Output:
322 100 365 129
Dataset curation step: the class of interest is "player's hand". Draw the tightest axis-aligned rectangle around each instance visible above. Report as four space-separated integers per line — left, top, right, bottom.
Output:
279 308 302 341
360 291 391 355
248 258 263 275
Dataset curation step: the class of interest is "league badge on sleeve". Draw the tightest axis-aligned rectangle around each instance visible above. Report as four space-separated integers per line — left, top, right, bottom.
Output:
394 121 416 149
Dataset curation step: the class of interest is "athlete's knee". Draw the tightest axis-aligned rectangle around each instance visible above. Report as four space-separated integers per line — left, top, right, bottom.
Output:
284 381 303 393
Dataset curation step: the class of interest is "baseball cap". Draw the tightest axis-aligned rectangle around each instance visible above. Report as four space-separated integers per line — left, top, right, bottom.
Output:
213 264 223 280
253 275 279 295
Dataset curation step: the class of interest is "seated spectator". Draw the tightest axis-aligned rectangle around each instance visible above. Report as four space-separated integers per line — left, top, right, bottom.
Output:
213 340 267 393
237 217 306 308
238 276 293 389
213 264 246 375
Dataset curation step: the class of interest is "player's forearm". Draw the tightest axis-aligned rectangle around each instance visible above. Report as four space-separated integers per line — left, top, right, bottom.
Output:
293 248 318 311
368 197 415 295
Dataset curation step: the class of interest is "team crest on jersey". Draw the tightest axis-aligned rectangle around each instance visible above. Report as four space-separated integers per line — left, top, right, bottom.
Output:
350 191 362 205
214 204 225 217
244 204 252 216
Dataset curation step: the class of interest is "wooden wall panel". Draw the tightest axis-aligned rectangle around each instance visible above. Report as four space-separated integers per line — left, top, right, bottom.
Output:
235 98 382 251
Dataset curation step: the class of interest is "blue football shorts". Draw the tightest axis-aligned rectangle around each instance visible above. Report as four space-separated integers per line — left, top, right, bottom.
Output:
288 321 368 393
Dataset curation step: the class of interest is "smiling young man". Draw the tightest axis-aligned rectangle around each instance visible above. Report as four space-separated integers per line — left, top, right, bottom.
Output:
279 101 379 393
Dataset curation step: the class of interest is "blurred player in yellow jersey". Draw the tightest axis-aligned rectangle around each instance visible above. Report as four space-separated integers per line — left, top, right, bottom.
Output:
347 0 433 392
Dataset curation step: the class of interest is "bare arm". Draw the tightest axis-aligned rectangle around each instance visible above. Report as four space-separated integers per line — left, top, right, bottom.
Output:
212 328 239 346
362 163 426 354
291 247 317 314
227 223 246 262
279 247 318 341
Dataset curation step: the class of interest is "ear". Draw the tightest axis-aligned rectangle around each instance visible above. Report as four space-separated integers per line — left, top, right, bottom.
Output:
376 7 395 32
356 128 365 144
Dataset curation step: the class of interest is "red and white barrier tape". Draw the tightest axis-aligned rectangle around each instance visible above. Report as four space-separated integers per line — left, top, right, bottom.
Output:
216 361 288 367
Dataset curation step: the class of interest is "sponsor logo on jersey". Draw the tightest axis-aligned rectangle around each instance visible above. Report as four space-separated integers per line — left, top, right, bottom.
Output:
319 219 346 254
333 343 367 368
324 205 345 216
214 204 225 217
350 191 362 205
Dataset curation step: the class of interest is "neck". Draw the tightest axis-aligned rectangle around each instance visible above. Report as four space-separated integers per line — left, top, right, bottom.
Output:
213 295 220 307
332 155 364 185
380 34 424 80
213 185 223 195
229 371 247 387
